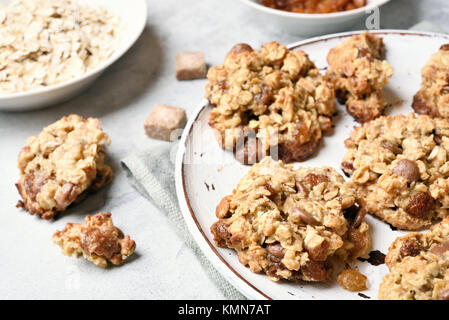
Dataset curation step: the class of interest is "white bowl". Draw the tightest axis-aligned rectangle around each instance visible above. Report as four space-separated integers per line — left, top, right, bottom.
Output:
238 0 391 36
0 0 147 111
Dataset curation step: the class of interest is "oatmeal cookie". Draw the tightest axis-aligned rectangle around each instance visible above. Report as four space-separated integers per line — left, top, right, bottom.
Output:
413 44 449 118
342 113 449 230
16 114 112 219
53 212 136 268
326 33 394 123
205 42 336 164
211 157 370 283
378 217 449 300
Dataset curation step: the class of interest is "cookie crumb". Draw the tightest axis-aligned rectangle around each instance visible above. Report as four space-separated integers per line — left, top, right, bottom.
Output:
53 212 136 268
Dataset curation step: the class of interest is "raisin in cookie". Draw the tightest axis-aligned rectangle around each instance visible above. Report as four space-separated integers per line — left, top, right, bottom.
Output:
211 157 370 283
326 33 394 123
378 217 449 300
206 42 335 164
342 113 449 230
53 212 136 268
413 44 449 118
16 114 112 219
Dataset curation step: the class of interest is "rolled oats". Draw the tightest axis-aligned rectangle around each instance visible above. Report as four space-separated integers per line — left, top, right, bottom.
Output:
0 0 120 94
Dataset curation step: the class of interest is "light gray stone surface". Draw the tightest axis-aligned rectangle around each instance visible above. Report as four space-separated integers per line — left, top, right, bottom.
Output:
0 0 447 300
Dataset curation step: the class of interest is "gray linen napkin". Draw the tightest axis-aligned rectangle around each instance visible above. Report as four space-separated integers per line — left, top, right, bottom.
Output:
121 145 246 300
121 21 444 300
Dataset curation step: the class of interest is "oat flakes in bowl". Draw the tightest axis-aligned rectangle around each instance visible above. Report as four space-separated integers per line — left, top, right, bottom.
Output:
0 0 121 94
0 0 147 111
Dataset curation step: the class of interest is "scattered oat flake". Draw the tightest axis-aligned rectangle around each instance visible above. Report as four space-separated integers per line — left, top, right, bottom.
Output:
0 0 121 94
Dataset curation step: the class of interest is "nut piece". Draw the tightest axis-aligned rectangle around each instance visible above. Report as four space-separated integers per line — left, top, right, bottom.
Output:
337 269 368 292
392 159 420 182
430 241 449 257
266 243 285 263
216 196 232 219
175 51 207 80
144 105 187 141
52 212 136 268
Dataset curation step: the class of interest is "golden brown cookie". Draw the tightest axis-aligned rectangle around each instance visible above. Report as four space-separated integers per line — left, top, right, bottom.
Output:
413 44 449 118
379 217 449 300
205 42 336 164
342 113 449 230
16 114 112 219
53 212 136 268
211 157 370 283
326 33 394 123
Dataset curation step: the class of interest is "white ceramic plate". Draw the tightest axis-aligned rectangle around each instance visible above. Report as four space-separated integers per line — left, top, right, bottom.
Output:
238 0 391 36
0 0 147 111
176 30 449 300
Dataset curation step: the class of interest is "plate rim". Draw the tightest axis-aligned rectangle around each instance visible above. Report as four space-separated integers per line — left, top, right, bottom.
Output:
175 29 449 300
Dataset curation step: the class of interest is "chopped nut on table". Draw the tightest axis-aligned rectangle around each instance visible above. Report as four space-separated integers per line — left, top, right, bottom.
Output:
175 51 207 80
144 104 187 141
53 212 136 268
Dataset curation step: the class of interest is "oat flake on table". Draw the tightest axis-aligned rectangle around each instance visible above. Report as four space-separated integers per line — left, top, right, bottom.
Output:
0 0 121 94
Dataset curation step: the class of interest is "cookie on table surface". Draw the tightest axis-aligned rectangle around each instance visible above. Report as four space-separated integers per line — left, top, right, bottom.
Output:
326 32 394 123
16 114 113 220
413 44 449 118
205 42 336 164
379 217 449 300
211 157 371 283
53 212 136 268
342 113 449 230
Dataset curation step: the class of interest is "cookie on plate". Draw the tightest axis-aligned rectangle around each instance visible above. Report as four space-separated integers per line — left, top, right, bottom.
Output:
16 114 113 219
211 157 370 283
326 33 394 123
413 44 449 118
53 212 136 268
379 217 449 300
342 113 449 230
205 42 336 164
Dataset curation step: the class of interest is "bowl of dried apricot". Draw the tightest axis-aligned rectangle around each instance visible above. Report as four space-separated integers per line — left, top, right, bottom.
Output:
238 0 391 36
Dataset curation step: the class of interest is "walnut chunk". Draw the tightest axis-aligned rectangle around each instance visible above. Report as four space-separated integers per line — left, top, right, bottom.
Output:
215 196 232 219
